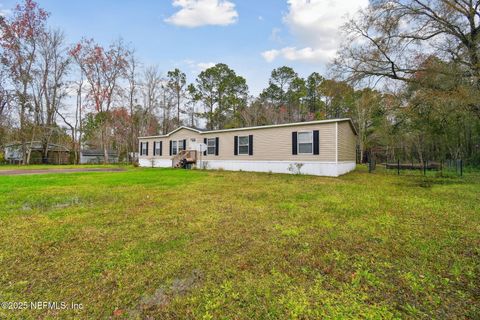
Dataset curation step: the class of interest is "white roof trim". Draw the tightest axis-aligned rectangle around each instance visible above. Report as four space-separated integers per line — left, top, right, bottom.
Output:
140 126 203 139
139 118 357 139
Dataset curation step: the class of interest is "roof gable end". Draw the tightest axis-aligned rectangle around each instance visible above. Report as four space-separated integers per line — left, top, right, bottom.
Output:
167 126 202 136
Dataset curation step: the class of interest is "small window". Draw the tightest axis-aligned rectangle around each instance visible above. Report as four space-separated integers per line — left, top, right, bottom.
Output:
207 138 216 155
172 141 178 155
154 142 161 156
141 142 147 156
238 136 249 155
298 131 313 154
178 140 184 153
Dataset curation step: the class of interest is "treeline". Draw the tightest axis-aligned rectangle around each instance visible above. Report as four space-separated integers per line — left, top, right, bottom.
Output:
334 0 480 165
1 0 479 165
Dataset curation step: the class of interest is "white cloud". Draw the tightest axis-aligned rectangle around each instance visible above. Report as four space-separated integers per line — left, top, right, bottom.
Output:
0 4 11 17
262 0 369 63
165 0 238 28
261 50 280 63
197 62 216 70
262 47 336 63
270 27 283 43
184 59 216 73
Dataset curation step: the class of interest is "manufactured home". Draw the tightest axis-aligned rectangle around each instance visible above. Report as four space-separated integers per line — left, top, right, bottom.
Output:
4 141 70 165
138 118 357 177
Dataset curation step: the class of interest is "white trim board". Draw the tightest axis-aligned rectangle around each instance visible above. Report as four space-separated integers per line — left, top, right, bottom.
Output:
139 118 357 139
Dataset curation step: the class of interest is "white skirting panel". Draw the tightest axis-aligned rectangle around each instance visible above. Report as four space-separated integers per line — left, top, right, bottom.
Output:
139 158 172 168
336 162 357 176
139 158 356 177
198 160 356 177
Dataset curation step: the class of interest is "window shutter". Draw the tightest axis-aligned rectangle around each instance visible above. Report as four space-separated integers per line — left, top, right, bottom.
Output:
248 135 253 156
313 130 320 155
146 142 149 156
159 141 163 156
292 132 298 155
183 139 187 150
169 141 172 156
215 137 219 156
203 138 207 156
139 142 143 156
153 142 156 156
234 136 238 155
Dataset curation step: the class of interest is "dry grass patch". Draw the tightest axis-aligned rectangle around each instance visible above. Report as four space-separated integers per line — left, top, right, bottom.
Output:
0 166 478 319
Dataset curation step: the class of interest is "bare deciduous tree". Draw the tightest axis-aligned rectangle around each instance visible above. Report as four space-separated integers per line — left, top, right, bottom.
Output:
140 65 163 136
124 50 140 162
0 0 49 163
335 0 480 94
30 28 70 163
69 38 129 163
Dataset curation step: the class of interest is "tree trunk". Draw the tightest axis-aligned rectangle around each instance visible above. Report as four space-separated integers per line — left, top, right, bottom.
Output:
19 84 28 165
177 92 180 126
129 98 134 164
26 127 37 165
102 124 109 164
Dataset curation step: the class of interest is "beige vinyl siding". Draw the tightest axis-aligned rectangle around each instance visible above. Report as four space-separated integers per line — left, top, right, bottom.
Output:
166 129 203 154
337 121 357 161
201 122 336 161
139 128 202 160
139 121 349 162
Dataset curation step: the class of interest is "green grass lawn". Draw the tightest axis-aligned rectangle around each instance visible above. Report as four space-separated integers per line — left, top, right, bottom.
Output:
0 164 125 170
0 167 478 319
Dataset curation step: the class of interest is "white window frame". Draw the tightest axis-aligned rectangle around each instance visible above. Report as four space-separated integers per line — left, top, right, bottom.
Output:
172 140 185 155
141 142 148 156
297 131 313 155
154 141 161 156
178 140 185 153
207 138 216 155
172 141 178 155
238 135 249 155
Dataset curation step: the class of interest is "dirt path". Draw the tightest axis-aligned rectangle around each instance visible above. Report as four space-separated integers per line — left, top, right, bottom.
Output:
0 168 126 176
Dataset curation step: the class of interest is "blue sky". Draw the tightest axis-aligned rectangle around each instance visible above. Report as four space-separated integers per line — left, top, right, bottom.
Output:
0 0 369 95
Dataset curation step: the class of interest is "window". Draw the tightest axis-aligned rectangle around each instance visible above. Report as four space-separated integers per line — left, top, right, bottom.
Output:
238 136 249 155
154 142 161 156
298 131 313 154
172 141 178 155
207 138 216 155
178 140 184 153
171 140 186 155
141 142 148 156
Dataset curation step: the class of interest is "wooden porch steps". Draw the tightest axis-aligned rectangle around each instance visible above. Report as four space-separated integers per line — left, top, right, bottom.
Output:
172 150 198 169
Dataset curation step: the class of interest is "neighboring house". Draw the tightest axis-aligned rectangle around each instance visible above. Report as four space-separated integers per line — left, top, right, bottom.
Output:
80 149 119 164
4 141 70 164
138 118 357 177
